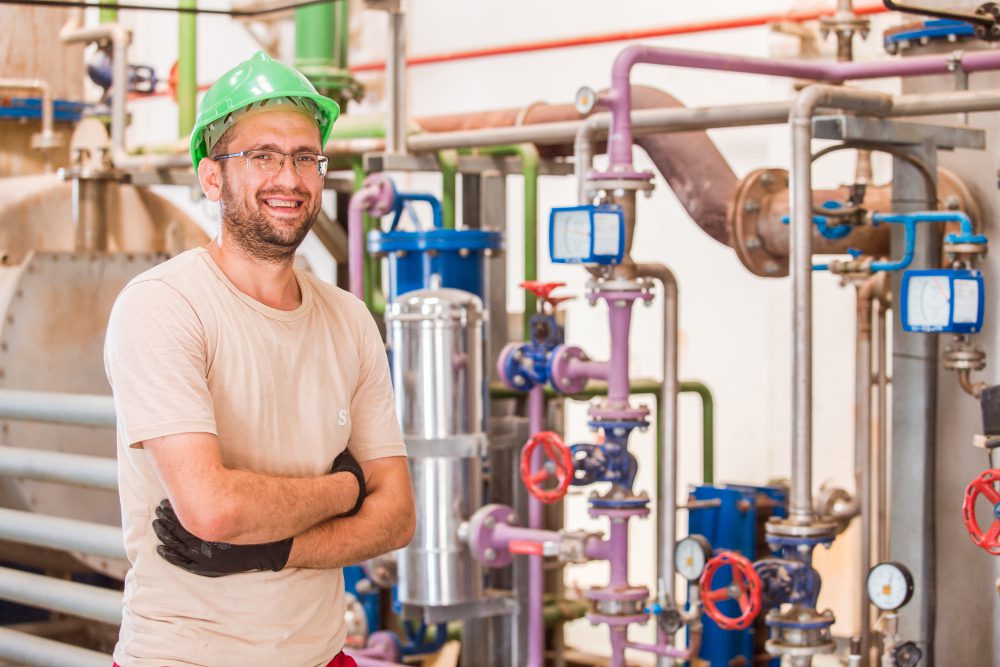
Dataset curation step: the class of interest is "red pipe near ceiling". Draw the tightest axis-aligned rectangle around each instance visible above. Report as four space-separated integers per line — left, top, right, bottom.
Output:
348 4 890 73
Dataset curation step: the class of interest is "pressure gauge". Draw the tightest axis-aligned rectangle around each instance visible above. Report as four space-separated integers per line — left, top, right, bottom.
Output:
866 561 914 611
675 534 713 582
901 269 984 334
549 205 625 265
575 86 597 115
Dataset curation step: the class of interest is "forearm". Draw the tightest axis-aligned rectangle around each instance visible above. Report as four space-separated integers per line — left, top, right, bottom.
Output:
286 473 414 568
201 468 358 544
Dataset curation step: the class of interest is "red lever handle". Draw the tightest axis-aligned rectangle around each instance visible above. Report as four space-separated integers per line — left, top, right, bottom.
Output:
520 431 574 504
699 551 763 631
520 281 567 302
509 540 546 556
963 469 1000 555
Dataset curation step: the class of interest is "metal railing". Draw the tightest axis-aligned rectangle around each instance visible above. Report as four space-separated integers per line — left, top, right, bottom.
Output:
0 389 121 665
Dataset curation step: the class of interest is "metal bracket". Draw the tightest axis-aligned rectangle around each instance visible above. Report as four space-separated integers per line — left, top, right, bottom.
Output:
813 115 985 150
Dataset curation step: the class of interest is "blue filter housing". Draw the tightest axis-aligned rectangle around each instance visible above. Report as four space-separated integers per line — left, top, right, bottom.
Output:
368 228 502 302
686 484 787 667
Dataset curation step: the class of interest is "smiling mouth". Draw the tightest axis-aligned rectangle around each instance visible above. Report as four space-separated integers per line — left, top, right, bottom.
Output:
263 198 303 210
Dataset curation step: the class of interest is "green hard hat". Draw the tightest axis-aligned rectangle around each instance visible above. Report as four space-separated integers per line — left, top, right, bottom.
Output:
189 50 341 169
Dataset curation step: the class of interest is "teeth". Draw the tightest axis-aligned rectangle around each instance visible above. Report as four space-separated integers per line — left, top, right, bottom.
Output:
266 199 300 208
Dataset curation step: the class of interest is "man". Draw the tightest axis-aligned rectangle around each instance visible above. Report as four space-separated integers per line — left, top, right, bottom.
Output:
104 51 414 667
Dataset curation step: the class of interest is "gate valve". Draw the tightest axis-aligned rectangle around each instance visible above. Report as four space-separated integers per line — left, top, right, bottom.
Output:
699 551 763 631
962 468 1000 554
892 641 923 667
520 431 574 504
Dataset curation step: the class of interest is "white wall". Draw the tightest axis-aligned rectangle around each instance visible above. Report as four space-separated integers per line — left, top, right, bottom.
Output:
110 1 922 661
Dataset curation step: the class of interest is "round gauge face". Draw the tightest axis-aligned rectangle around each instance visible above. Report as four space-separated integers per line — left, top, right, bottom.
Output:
675 535 712 582
906 275 951 329
866 561 914 611
552 210 592 262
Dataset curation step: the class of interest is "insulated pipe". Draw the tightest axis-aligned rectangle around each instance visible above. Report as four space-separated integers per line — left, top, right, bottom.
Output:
605 46 1000 169
0 508 126 560
0 565 122 624
787 85 893 525
0 389 115 427
0 626 109 667
634 264 679 633
0 447 117 491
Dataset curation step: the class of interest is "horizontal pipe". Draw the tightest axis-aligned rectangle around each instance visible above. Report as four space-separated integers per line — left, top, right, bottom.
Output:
0 626 110 667
348 4 889 73
0 79 55 150
0 389 115 428
0 447 117 491
0 508 126 560
0 566 122 625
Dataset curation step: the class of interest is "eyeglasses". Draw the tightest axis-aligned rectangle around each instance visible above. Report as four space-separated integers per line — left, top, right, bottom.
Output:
212 149 329 178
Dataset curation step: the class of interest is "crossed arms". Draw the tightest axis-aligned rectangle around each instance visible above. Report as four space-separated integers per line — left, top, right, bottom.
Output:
145 432 415 570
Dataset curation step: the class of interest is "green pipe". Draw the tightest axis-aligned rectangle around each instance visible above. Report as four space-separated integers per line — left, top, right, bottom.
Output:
334 0 349 70
438 150 458 229
296 2 336 85
461 144 539 339
99 0 117 23
177 0 197 138
351 158 385 315
489 379 716 485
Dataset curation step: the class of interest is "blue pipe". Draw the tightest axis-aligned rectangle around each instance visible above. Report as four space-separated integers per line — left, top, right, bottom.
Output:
389 192 443 231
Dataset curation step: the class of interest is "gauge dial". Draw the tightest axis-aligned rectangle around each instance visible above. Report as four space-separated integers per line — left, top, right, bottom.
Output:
675 535 713 582
866 561 914 611
551 210 592 262
906 275 951 329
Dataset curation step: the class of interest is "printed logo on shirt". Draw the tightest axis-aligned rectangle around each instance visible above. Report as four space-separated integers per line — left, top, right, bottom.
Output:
338 409 349 426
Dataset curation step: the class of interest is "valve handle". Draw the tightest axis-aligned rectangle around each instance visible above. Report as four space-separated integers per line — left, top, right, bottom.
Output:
962 468 1000 555
520 281 567 302
546 296 575 309
699 551 763 631
520 431 574 504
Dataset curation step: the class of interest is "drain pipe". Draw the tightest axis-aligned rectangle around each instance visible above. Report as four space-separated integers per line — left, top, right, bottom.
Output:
787 85 892 525
634 262 679 667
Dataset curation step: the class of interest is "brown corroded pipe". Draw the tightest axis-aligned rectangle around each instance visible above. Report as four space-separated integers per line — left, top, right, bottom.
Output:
727 166 979 278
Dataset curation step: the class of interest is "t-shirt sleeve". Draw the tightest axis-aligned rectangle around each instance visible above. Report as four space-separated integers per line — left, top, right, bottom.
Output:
104 280 217 447
348 302 406 462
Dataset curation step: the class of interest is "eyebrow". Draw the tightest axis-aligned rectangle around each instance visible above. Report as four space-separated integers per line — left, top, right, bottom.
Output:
246 143 321 154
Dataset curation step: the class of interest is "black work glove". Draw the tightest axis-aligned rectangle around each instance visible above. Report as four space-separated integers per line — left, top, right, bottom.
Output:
332 448 366 517
153 499 293 578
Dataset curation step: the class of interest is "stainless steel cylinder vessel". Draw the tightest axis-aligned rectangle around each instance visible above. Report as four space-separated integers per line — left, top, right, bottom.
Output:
386 288 487 609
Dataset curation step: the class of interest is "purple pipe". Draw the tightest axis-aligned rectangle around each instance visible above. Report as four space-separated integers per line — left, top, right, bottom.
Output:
625 640 691 658
347 174 396 300
606 297 636 404
527 385 545 667
607 45 1000 168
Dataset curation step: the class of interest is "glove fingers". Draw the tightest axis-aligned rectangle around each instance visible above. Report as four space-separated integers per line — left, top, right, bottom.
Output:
152 519 199 557
157 545 226 578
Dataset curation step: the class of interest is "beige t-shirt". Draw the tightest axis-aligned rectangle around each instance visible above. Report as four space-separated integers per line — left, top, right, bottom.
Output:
104 248 406 667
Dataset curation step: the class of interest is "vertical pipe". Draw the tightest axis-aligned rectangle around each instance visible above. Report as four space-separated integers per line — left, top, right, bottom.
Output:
438 150 458 229
876 298 890 564
521 146 539 339
855 276 876 660
526 385 545 667
605 298 635 405
296 1 335 83
177 0 197 138
386 7 407 154
99 0 117 23
335 0 349 70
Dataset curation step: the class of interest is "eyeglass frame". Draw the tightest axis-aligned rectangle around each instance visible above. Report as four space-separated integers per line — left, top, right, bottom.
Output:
211 149 329 178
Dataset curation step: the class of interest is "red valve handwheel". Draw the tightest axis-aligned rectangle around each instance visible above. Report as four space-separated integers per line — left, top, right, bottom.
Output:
520 431 574 504
962 469 1000 555
519 281 566 302
699 551 763 631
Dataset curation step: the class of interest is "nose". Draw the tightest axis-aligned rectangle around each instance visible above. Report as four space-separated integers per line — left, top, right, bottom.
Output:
270 154 301 187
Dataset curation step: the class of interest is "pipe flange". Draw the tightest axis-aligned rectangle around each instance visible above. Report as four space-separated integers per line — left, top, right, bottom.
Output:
586 169 655 195
465 504 517 569
586 586 648 617
943 341 986 372
764 605 836 656
729 168 789 278
765 516 838 541
548 344 589 395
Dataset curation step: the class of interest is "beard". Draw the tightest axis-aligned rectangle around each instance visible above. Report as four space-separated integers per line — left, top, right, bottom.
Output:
219 180 321 264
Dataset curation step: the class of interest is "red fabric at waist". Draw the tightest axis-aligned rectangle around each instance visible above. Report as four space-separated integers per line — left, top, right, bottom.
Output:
113 651 357 667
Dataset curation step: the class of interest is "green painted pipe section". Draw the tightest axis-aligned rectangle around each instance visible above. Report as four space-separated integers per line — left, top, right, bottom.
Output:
438 150 458 229
462 144 539 339
335 0 349 70
489 379 716 485
296 2 336 79
177 0 197 138
99 0 117 23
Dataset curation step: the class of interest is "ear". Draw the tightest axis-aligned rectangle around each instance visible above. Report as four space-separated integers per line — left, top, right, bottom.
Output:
197 157 223 203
